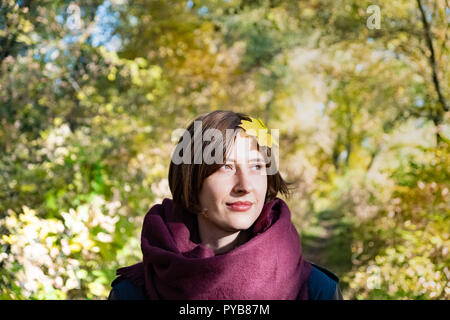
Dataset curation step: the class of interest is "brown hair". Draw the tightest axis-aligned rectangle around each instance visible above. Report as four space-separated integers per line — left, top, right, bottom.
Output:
168 110 292 214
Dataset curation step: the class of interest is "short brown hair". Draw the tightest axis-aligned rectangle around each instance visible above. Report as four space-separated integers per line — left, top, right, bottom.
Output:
168 110 292 214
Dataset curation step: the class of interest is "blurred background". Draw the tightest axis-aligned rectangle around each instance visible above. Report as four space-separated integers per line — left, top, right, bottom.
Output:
0 0 448 299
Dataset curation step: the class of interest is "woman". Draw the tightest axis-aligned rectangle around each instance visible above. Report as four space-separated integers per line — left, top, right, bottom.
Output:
108 110 343 300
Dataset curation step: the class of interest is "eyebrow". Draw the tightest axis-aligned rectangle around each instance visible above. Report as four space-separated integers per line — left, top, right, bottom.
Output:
225 158 265 163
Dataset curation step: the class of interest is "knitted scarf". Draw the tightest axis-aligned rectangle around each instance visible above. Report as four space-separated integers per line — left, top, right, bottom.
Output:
116 197 312 299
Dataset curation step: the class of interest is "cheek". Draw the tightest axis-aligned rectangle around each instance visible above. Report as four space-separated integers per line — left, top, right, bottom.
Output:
200 176 231 204
255 176 268 198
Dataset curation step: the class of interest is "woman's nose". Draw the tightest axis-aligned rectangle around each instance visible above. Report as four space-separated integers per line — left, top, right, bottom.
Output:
232 168 253 194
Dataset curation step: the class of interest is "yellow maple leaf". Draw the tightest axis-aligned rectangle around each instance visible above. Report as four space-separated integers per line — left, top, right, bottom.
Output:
238 117 278 148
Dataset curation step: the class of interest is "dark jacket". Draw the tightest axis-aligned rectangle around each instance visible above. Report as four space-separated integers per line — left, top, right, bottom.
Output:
108 263 343 300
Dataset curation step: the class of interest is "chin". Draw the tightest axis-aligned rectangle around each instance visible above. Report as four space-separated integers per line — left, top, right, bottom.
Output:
225 215 258 231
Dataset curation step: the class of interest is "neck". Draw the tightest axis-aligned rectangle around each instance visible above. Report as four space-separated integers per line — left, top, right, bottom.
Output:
197 214 251 255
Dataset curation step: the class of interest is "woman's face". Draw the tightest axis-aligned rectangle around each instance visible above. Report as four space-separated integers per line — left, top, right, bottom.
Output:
198 131 268 233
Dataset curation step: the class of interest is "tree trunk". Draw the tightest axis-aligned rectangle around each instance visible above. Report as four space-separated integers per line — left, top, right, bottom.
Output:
416 0 449 145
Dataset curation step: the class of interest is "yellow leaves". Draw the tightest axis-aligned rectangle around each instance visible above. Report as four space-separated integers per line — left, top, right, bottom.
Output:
107 67 117 81
20 18 34 33
398 32 408 43
88 282 107 297
430 236 443 246
2 234 15 245
20 184 37 192
53 117 63 126
76 91 87 101
105 103 114 112
76 269 88 280
135 57 147 68
19 206 38 224
301 8 315 18
100 49 161 86
130 62 140 86
238 116 278 148
96 232 113 243
345 239 449 299
46 219 65 235
148 65 162 80
129 62 162 86
17 33 33 45
69 242 82 253
92 115 103 125
5 209 17 228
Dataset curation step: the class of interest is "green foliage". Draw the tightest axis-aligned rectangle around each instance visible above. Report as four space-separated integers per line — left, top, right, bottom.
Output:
343 147 449 299
0 0 448 299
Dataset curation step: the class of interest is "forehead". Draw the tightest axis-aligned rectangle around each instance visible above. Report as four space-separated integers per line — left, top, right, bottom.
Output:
226 131 264 162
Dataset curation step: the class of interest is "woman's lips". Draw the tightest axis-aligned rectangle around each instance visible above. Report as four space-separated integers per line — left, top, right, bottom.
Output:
226 201 253 212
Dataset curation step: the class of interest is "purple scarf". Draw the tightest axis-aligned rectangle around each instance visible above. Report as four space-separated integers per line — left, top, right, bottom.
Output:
116 197 312 299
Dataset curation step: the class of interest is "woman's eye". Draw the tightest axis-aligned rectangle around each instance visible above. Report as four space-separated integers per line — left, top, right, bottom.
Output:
222 164 233 170
252 164 268 174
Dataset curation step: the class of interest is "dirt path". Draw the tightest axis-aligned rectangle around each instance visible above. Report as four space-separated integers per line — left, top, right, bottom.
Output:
301 209 353 278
